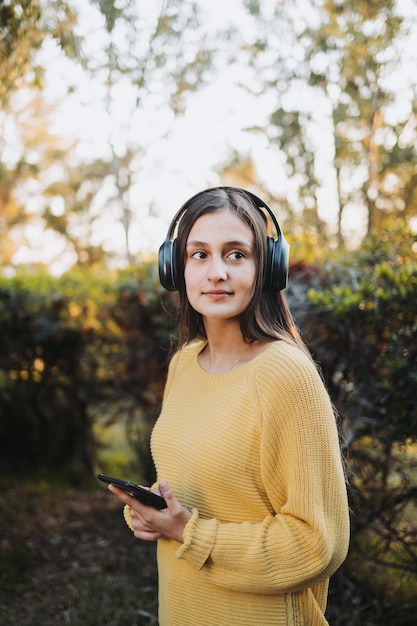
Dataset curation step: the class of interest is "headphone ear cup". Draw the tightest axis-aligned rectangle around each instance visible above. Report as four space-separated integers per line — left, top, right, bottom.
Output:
158 238 178 291
263 235 290 291
263 236 275 292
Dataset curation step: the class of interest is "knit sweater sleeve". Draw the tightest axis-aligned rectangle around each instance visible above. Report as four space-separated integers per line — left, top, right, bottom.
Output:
175 347 350 594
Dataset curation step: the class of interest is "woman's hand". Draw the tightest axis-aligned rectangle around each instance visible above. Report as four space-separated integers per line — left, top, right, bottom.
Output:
108 480 192 544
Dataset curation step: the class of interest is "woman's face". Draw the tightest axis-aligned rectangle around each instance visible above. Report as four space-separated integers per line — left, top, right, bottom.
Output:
184 209 257 323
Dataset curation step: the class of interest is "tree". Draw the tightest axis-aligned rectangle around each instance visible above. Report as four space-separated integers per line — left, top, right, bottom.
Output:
0 0 82 108
0 0 218 270
0 0 86 269
242 0 417 244
0 95 69 268
312 0 417 237
82 0 215 264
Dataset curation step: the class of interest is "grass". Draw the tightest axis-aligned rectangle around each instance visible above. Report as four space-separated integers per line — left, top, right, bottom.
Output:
93 420 141 479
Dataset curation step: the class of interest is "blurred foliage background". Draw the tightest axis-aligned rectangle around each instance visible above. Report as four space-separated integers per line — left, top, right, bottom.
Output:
1 1 416 624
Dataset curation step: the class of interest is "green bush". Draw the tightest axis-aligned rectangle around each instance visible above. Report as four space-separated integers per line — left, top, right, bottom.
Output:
306 225 417 443
0 276 94 478
300 224 417 617
0 264 178 482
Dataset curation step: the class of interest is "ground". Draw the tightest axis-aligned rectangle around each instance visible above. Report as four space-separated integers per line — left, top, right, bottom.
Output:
0 488 158 626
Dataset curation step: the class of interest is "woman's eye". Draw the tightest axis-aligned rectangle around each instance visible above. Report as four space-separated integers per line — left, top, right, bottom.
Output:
229 250 245 260
190 250 207 260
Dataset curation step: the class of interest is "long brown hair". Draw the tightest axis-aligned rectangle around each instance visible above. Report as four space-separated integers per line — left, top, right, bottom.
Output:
173 187 307 353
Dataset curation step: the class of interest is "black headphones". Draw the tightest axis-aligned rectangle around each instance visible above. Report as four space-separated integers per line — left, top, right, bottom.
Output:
158 186 290 292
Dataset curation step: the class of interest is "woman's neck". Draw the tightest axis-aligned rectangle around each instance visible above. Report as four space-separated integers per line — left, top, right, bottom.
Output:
199 319 269 374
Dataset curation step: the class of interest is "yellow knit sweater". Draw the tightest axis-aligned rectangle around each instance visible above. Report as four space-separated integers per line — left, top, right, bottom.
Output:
151 340 349 626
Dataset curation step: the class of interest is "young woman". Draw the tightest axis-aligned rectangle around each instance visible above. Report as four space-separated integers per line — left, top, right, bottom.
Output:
109 187 350 625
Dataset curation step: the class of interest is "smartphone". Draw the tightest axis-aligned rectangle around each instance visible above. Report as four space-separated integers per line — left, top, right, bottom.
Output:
97 474 167 510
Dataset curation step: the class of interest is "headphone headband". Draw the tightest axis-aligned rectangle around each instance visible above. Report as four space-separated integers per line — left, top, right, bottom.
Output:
158 186 289 292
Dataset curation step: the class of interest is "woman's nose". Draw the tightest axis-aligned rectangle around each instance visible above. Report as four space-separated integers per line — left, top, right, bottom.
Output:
207 255 227 281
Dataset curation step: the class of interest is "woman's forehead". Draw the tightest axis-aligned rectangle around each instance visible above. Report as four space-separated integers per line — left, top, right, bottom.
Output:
187 208 253 236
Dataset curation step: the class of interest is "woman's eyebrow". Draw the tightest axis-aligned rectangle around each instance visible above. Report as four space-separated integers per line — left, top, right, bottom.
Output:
186 239 252 249
186 240 206 247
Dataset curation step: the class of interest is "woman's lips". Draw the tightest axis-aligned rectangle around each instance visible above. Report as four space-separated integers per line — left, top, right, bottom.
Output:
203 290 232 298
